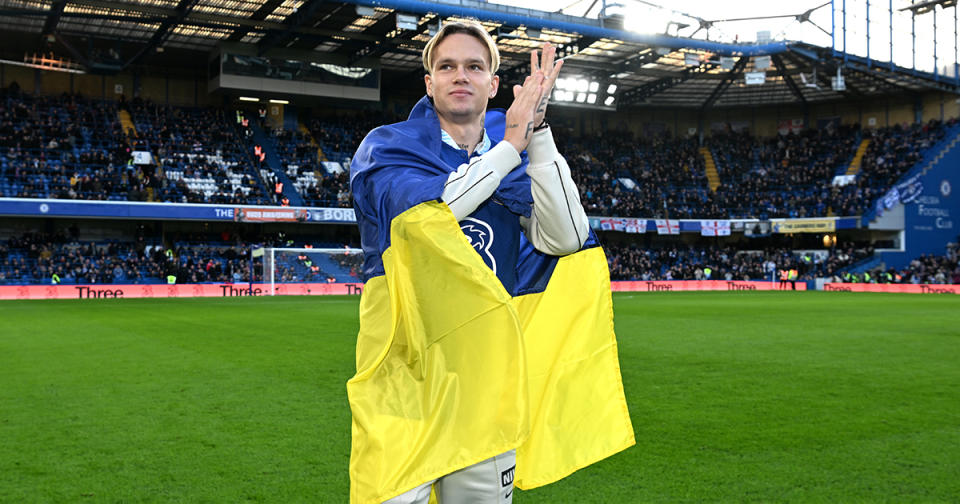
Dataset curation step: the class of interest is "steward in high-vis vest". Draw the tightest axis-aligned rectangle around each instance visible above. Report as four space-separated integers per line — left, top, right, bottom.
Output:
779 269 790 290
788 268 798 290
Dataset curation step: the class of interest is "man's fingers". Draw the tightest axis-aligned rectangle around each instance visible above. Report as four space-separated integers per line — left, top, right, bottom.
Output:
513 84 522 99
541 43 556 75
519 72 543 99
530 49 539 74
548 59 564 84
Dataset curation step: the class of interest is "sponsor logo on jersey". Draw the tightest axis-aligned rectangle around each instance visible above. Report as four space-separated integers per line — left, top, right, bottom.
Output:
461 217 497 273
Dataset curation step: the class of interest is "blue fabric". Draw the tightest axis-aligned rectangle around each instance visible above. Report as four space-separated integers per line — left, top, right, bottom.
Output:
350 95 599 295
351 96 532 281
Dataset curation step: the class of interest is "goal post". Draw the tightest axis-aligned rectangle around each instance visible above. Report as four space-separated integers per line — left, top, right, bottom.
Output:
255 246 364 295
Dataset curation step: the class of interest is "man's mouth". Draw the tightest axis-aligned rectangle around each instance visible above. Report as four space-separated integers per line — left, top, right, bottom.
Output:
450 89 472 97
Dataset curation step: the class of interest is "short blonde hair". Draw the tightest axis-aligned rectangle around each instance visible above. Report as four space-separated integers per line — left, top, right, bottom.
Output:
421 21 500 74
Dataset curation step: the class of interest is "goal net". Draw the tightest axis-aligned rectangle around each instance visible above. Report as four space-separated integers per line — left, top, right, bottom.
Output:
256 247 364 295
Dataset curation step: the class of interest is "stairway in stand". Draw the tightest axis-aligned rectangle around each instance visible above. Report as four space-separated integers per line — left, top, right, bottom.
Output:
699 147 720 192
118 109 137 138
298 122 327 163
845 138 871 175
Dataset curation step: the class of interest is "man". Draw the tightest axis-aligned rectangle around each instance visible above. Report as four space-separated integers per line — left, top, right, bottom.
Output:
348 21 633 504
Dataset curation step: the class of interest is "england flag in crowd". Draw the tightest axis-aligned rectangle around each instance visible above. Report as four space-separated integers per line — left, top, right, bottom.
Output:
624 218 644 234
700 220 731 236
655 219 679 235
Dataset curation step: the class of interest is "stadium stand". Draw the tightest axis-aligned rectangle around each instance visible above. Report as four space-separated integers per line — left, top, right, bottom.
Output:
876 236 960 284
0 230 257 285
2 84 955 227
127 99 272 205
604 242 875 282
2 85 958 287
0 224 367 286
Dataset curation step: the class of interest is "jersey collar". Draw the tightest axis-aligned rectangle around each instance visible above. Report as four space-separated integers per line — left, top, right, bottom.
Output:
440 128 491 156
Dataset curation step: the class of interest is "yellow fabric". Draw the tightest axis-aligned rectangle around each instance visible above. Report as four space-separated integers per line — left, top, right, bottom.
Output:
347 201 634 504
511 246 635 489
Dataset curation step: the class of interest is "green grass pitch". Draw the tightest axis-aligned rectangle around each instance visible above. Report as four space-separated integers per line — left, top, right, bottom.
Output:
1 292 959 503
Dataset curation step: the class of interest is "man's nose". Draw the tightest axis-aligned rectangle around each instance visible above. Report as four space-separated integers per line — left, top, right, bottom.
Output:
453 65 469 81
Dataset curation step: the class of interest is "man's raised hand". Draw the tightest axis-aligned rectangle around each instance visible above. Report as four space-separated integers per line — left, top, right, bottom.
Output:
531 43 563 129
504 72 543 154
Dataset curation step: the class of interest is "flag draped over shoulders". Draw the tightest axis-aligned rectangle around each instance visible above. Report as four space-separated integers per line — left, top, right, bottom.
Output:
347 98 634 504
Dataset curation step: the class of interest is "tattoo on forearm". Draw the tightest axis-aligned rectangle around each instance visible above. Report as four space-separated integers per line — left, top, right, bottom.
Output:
524 121 533 139
536 95 548 115
507 123 519 129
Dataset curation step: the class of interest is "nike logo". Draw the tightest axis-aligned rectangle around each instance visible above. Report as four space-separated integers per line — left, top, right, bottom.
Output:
504 489 513 499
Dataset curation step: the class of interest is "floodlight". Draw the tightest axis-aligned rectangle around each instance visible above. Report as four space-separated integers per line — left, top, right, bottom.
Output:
607 84 617 94
576 92 587 103
587 93 597 104
604 96 615 106
589 81 599 92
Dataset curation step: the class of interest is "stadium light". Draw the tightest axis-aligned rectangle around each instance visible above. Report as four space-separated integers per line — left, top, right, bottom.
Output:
550 74 616 109
239 96 259 102
269 99 289 104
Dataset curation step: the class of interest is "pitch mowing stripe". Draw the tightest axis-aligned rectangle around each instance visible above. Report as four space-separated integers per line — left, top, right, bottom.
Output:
1 292 958 502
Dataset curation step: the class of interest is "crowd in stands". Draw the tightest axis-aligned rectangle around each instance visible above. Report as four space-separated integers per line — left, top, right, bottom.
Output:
567 119 955 220
126 98 272 205
560 131 709 218
3 86 956 224
3 87 960 287
706 124 859 218
269 246 362 283
0 227 370 286
1 91 132 200
602 236 959 285
604 242 874 282
0 230 260 285
3 226 956 285
855 237 960 284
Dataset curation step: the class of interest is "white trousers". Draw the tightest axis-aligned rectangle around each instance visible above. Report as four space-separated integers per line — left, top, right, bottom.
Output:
382 450 516 504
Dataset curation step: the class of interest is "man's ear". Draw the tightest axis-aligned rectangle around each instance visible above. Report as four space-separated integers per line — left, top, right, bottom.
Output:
490 74 499 99
424 73 433 98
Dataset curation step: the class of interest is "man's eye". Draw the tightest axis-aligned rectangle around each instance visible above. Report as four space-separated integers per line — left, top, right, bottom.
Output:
439 64 452 70
470 65 483 71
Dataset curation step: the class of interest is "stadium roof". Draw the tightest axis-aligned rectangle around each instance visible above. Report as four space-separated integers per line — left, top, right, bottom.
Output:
1 0 958 109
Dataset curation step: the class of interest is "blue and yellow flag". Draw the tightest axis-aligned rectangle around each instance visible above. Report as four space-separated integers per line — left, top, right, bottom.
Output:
346 200 634 503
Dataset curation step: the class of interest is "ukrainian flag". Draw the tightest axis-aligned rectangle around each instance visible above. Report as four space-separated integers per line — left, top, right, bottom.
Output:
347 201 634 503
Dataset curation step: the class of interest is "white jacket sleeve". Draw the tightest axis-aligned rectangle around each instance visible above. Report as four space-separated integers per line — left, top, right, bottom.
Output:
520 126 590 255
440 141 521 221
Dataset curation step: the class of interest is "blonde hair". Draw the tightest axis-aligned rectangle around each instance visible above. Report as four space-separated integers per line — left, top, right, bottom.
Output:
421 21 500 74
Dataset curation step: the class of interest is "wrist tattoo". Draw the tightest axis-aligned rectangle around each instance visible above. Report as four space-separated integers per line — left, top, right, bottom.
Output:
524 121 533 139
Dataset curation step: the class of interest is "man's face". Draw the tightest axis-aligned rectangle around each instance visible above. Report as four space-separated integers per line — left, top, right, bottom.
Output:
425 32 499 121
